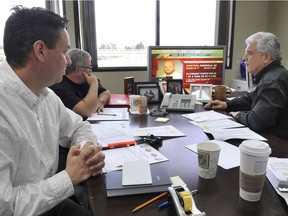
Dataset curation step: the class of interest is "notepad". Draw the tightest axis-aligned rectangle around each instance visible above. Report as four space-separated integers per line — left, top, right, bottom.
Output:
122 161 152 185
155 117 169 123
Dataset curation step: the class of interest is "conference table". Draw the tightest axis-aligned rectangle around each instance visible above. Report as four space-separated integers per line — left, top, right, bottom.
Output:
85 102 288 216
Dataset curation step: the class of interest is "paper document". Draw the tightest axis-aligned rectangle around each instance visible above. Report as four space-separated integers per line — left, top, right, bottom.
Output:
91 122 135 148
190 118 244 131
102 144 169 172
122 161 152 185
182 110 232 122
186 140 240 169
206 127 267 141
266 157 288 205
131 125 185 137
87 108 129 121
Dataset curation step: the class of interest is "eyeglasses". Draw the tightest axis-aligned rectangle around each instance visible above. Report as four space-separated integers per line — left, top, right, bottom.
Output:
78 65 93 70
244 51 265 57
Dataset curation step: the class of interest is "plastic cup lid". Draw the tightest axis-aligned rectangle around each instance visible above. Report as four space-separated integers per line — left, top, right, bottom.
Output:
239 140 271 156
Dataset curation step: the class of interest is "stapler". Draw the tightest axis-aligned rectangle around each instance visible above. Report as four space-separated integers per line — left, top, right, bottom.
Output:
168 177 206 216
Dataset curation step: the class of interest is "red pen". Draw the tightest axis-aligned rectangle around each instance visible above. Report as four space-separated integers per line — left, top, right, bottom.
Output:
104 140 135 149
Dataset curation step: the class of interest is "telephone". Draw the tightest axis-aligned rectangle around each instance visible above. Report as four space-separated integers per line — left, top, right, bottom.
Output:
160 93 196 112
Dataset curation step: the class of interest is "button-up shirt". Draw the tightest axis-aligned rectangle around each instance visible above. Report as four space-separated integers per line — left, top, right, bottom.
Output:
0 60 97 215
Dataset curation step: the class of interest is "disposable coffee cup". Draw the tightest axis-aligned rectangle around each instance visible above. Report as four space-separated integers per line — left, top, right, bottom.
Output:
129 95 140 112
197 142 221 179
239 140 271 202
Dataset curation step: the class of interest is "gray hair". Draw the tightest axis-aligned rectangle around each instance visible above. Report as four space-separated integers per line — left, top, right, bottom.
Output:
245 32 282 61
65 48 92 73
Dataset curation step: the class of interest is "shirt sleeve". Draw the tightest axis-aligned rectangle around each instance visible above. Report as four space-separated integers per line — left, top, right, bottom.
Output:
229 81 288 132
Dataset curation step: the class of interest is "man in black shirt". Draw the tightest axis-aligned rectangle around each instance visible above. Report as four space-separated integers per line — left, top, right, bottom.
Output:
50 48 111 120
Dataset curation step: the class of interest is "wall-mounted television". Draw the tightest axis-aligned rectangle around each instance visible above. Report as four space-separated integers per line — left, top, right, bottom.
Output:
147 46 226 92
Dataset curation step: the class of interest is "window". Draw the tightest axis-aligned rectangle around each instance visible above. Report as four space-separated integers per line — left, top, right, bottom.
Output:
0 0 63 62
72 0 235 71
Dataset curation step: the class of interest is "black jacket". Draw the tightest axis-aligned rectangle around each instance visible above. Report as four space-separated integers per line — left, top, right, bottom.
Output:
226 61 288 138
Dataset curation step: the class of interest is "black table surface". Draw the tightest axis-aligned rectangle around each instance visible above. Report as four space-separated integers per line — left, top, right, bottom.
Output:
85 104 288 216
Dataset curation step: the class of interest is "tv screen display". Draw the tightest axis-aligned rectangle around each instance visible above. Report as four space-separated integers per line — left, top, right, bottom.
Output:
147 46 226 91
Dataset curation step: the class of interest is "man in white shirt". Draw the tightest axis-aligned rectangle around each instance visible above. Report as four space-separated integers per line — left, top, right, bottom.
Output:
0 6 105 216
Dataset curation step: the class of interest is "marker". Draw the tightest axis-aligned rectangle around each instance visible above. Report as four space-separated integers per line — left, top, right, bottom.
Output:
102 140 135 150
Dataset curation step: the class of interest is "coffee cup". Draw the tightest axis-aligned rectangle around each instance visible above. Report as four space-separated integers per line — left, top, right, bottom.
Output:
214 85 231 101
239 140 271 202
197 142 221 179
129 95 140 112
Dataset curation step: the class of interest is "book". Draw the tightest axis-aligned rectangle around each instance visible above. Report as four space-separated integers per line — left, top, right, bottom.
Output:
106 94 130 108
106 167 171 197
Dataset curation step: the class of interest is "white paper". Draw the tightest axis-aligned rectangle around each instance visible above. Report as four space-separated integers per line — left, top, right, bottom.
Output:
266 157 288 205
122 161 152 185
90 122 135 148
102 144 169 172
131 125 185 137
182 110 232 122
186 140 240 169
87 108 129 121
206 127 267 141
190 118 244 131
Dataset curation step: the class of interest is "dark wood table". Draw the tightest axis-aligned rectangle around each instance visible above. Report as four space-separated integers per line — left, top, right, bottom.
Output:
85 104 288 216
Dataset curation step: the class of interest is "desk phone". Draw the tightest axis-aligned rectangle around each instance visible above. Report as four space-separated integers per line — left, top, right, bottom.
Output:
160 93 196 112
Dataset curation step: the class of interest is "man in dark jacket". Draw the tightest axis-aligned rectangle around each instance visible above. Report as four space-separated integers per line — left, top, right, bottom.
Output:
204 32 288 138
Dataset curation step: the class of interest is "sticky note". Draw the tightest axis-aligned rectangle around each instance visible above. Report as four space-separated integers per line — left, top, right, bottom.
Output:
155 117 169 123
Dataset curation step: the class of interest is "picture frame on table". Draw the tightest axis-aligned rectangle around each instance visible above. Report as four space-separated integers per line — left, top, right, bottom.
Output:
159 81 167 96
189 84 213 102
137 86 161 104
124 76 134 94
134 82 158 95
166 79 182 94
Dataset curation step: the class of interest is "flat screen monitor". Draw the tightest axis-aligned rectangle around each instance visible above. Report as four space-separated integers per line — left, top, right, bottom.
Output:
147 46 226 91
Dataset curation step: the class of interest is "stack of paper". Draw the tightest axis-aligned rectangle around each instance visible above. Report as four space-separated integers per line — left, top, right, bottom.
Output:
266 158 288 205
267 158 288 188
183 110 267 141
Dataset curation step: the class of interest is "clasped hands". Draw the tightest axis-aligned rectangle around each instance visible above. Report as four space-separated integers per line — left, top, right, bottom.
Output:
65 142 105 186
203 100 239 119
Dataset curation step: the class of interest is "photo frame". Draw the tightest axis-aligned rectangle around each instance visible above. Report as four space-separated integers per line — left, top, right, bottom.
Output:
137 86 161 104
134 82 158 95
159 81 167 96
124 76 134 94
189 84 213 102
166 79 183 94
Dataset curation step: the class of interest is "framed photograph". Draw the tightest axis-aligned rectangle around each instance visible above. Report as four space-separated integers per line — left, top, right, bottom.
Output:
166 79 182 94
159 81 167 96
134 82 158 95
123 76 134 94
189 84 213 102
137 86 161 104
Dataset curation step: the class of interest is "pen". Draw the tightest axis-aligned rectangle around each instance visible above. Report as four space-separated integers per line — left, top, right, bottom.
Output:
98 113 117 116
158 201 172 209
132 191 168 213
